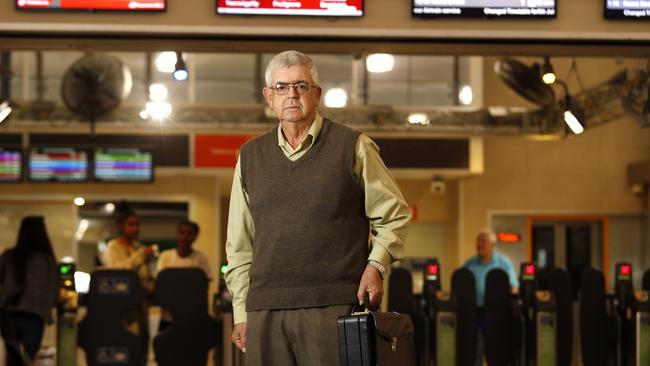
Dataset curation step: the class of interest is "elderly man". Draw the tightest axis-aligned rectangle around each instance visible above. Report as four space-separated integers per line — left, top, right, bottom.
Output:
464 228 519 366
224 50 411 365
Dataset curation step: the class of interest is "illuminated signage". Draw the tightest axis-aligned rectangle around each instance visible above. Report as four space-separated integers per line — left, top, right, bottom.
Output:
498 232 521 243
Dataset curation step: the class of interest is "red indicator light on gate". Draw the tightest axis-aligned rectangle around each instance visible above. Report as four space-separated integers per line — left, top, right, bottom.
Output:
619 264 631 276
525 264 536 276
427 264 439 276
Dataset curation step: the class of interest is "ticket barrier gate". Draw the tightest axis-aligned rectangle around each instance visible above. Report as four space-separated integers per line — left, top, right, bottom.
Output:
484 269 518 366
539 268 572 366
612 263 650 366
153 268 218 366
580 267 612 366
421 259 442 366
57 261 78 366
632 290 649 366
614 262 635 366
517 263 538 366
533 291 557 366
78 269 148 366
484 267 564 366
429 292 457 366
450 268 476 366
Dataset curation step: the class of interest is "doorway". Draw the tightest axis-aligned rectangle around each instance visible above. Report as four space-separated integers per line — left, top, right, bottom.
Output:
530 218 606 300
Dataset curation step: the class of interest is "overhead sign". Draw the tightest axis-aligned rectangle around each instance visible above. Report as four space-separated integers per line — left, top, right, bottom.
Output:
194 135 252 168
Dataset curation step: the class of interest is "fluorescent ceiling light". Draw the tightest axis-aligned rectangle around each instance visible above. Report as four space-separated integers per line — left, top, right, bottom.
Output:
324 88 348 108
366 54 395 73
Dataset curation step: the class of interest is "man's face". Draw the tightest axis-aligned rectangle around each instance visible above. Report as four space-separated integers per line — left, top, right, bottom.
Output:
263 65 322 124
176 224 197 250
476 232 494 259
120 216 140 241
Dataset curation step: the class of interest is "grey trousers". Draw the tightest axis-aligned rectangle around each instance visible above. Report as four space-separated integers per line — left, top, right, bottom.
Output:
246 304 353 366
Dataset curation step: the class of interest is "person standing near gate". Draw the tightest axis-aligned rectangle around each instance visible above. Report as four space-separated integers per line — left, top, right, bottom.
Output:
225 50 411 365
464 228 519 366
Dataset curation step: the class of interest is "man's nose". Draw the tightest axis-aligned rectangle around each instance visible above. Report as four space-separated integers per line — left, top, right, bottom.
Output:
287 84 300 97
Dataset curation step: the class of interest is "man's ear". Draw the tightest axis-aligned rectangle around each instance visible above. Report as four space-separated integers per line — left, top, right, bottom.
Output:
263 87 273 108
313 85 322 105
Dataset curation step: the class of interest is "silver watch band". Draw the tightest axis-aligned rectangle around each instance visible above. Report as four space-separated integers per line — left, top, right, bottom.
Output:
367 260 387 279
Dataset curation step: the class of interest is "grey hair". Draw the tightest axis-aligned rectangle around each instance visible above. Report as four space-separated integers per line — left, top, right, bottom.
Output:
264 50 320 87
477 227 497 243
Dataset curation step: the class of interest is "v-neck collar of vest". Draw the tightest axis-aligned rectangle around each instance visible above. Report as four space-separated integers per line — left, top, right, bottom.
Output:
271 119 331 171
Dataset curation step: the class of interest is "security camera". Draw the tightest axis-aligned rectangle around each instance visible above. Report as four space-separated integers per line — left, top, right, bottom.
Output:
430 176 445 194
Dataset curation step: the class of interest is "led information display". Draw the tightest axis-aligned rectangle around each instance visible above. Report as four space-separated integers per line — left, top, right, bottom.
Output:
16 0 166 11
413 0 556 17
29 148 88 182
217 0 363 16
94 148 153 182
0 149 22 183
605 0 650 19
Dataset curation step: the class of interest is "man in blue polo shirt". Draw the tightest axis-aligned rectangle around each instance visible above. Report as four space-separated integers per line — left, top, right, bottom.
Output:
464 228 518 366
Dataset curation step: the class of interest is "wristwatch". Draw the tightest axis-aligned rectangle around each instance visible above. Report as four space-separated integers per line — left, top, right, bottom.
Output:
367 260 387 279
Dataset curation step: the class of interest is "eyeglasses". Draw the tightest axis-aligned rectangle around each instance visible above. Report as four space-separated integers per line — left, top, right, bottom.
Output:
269 82 317 95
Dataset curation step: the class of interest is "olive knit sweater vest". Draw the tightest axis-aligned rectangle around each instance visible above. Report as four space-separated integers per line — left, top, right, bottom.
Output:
241 118 369 311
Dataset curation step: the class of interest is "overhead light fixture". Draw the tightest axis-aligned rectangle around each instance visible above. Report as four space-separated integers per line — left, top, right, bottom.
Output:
541 57 556 85
0 101 12 124
74 197 86 206
103 202 116 214
366 53 395 73
146 101 172 121
556 79 584 135
563 108 584 135
458 85 473 105
407 113 430 125
324 88 348 108
149 83 168 101
173 52 189 81
156 51 177 73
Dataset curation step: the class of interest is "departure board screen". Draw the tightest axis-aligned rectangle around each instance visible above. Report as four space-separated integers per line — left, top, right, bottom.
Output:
0 149 22 183
605 1 650 19
94 148 153 182
29 148 88 182
217 0 363 16
412 0 556 17
16 0 166 11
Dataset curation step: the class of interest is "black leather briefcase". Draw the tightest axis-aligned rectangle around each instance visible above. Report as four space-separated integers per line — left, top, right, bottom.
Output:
337 298 415 366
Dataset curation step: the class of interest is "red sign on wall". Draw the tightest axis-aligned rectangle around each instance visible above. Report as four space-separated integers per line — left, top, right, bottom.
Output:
194 135 252 168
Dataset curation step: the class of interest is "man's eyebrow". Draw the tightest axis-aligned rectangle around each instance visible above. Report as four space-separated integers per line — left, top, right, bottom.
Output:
274 80 308 85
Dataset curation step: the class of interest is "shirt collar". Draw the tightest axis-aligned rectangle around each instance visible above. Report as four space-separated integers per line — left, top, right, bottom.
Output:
277 113 323 152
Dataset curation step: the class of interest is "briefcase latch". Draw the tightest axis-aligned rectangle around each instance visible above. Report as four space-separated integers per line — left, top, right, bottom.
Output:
391 337 398 352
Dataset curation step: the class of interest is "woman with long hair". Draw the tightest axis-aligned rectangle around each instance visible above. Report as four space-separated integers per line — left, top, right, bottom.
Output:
0 216 58 362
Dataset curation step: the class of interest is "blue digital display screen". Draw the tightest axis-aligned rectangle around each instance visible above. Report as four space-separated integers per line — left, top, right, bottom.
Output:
94 148 153 182
29 147 88 182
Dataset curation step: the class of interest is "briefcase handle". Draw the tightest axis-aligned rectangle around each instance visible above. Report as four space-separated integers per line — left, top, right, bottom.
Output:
351 292 378 314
